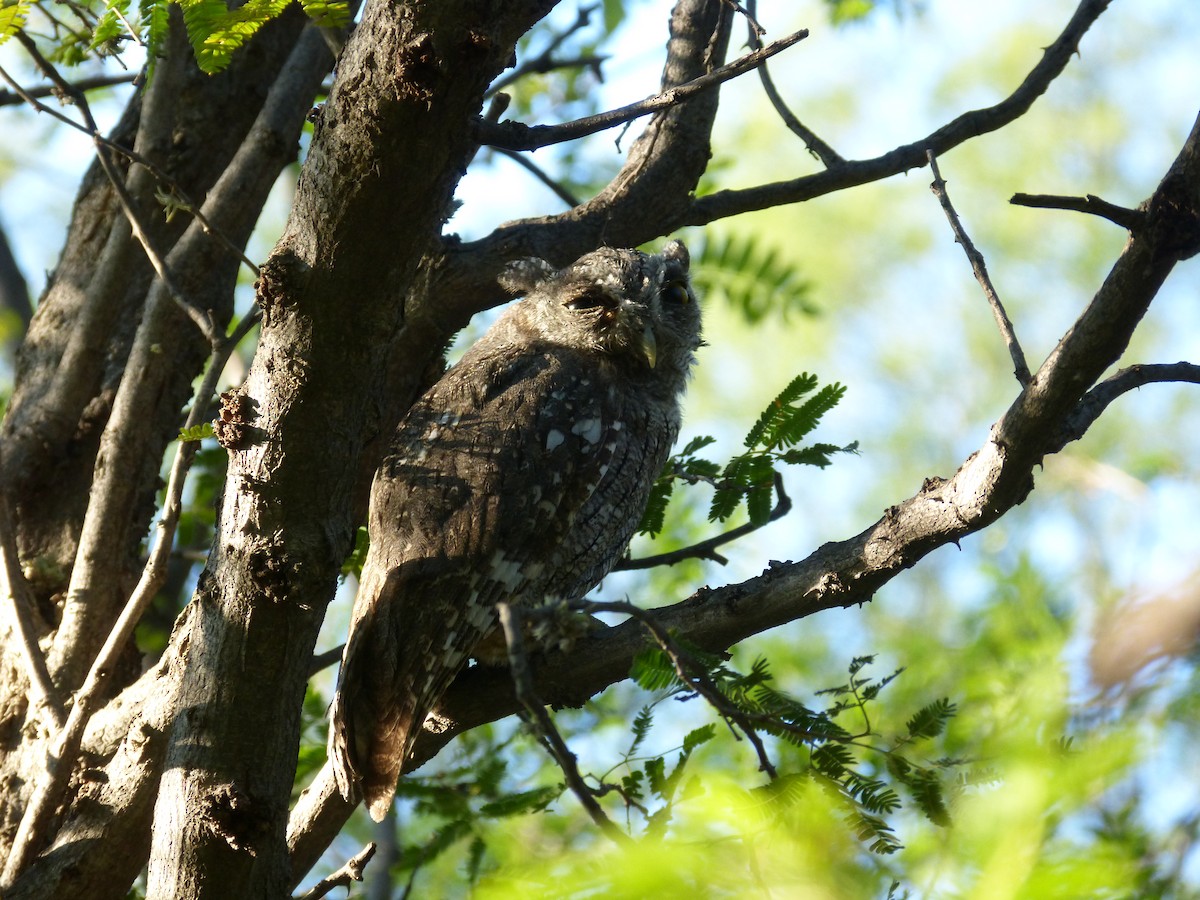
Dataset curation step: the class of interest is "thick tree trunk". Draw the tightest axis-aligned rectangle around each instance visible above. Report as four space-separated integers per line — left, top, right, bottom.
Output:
0 5 324 886
143 3 557 897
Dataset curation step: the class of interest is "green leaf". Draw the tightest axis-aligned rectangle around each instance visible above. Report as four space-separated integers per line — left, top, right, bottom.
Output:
630 648 681 692
906 766 950 826
636 473 673 536
628 706 654 756
178 422 215 442
177 0 347 73
479 785 561 818
0 0 31 46
905 698 957 740
645 755 666 797
682 723 716 755
743 373 819 450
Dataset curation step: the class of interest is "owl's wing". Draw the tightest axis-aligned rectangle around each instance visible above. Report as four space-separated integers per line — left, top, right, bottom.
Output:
331 343 645 820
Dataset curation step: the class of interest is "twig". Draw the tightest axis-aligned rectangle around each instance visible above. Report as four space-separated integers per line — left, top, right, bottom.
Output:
0 496 65 730
0 57 259 279
491 147 582 208
745 1 842 166
616 474 792 570
0 72 137 108
309 644 344 677
724 0 766 36
1010 192 1146 231
478 28 809 151
496 602 632 846
0 308 260 886
927 151 1032 386
11 34 221 346
690 0 1113 223
577 599 777 779
487 4 602 97
293 842 376 900
1049 362 1200 451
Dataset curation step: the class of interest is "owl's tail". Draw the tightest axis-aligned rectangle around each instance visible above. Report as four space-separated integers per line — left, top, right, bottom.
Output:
328 560 483 822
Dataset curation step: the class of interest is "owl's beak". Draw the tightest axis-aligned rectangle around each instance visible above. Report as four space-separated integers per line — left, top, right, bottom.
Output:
640 324 658 368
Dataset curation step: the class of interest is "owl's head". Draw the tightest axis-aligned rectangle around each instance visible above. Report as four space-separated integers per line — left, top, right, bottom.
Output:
499 241 702 386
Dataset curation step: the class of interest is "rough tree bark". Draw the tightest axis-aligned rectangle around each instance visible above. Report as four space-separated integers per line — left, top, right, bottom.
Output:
0 0 1195 897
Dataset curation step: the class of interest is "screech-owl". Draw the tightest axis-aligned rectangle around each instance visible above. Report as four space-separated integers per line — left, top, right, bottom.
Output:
329 241 702 821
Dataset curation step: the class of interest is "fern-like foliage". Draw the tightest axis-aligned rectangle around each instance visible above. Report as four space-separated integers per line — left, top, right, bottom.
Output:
638 373 853 537
691 233 814 324
0 0 31 47
628 649 962 854
713 373 852 525
83 0 348 73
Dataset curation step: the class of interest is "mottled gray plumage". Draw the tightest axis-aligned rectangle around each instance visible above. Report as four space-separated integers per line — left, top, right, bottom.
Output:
329 241 701 821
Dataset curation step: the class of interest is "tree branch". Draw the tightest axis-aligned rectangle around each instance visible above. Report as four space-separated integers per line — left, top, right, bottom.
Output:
477 27 808 151
1 308 260 886
927 152 1031 386
0 496 64 730
293 842 376 900
1009 191 1146 230
497 603 632 846
688 0 1114 223
616 474 792 570
0 72 137 108
491 147 582 208
745 0 843 166
10 32 221 347
486 3 603 97
1049 362 1200 452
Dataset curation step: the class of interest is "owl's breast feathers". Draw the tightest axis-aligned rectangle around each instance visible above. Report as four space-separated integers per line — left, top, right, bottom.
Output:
331 340 678 819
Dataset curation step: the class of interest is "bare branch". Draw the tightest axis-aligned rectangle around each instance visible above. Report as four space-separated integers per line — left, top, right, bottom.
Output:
690 0 1114 223
10 33 221 346
478 28 809 151
616 474 792 570
0 56 259 281
491 147 582 208
746 0 843 166
0 497 64 730
487 3 604 97
1 308 260 885
0 72 137 108
1050 362 1200 452
497 602 632 846
293 842 376 900
1009 191 1146 231
927 152 1031 386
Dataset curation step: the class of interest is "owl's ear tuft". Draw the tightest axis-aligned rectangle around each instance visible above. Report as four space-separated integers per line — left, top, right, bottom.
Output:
499 257 557 296
661 240 690 271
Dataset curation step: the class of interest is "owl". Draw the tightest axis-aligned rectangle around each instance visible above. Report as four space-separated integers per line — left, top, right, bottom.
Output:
329 241 702 821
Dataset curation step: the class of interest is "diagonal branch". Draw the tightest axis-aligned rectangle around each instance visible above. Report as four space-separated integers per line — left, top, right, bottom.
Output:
0 72 137 108
477 27 808 151
745 0 843 166
1 309 260 885
616 474 792 570
689 0 1114 224
10 32 221 347
1048 362 1200 452
0 497 64 730
928 152 1031 386
497 602 632 846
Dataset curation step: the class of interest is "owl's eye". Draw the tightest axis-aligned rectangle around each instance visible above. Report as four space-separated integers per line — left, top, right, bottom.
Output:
662 280 690 305
564 288 611 311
